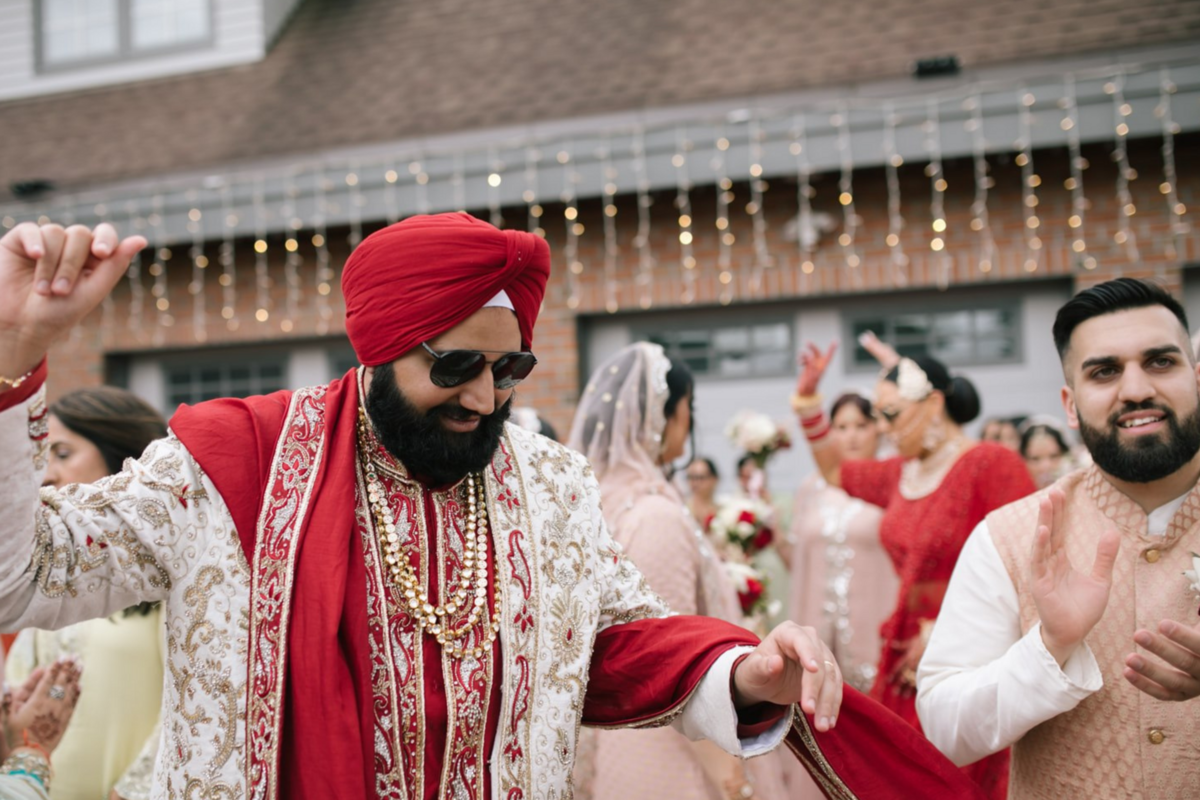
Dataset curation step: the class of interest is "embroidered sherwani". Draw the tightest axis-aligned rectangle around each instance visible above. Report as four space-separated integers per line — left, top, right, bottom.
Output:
0 382 785 799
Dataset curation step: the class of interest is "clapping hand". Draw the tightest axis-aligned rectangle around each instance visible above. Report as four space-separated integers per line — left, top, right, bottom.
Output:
0 222 145 382
1124 619 1200 702
732 621 843 732
1030 488 1121 666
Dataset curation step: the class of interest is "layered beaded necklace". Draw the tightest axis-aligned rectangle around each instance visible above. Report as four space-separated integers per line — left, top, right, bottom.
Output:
357 407 501 659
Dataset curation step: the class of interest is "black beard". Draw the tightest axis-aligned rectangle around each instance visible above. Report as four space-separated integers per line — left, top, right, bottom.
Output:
1078 399 1200 483
364 362 512 486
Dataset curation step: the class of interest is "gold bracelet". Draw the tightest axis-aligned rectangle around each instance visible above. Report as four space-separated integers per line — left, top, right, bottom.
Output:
0 364 39 391
790 392 823 415
2 748 51 788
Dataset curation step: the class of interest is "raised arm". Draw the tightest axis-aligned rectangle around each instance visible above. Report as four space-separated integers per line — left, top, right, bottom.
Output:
791 342 842 486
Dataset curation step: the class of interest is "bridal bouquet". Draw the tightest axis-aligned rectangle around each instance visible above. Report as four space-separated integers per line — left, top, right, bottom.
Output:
708 497 776 558
725 561 769 617
725 410 791 468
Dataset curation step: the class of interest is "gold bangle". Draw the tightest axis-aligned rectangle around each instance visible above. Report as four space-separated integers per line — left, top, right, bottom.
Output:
0 364 38 391
790 392 823 415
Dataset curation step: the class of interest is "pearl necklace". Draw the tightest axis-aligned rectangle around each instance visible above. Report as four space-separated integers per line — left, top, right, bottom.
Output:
357 411 501 659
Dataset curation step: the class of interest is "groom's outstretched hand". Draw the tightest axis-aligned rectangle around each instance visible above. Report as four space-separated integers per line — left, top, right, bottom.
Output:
732 621 842 732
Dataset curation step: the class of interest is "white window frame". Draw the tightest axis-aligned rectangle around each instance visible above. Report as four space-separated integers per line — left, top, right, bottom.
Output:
35 0 216 74
632 315 795 381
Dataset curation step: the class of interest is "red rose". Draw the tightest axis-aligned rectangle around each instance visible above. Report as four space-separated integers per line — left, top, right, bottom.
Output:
752 527 774 550
737 510 757 526
703 512 715 531
738 578 765 614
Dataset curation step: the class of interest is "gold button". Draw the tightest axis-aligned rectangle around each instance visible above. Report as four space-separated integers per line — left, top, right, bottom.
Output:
1144 549 1161 563
1148 729 1165 745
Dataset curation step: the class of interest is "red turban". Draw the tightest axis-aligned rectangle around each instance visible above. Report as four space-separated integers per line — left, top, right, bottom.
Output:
341 213 551 365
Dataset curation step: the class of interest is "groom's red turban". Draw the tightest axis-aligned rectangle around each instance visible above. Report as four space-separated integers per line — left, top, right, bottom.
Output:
341 212 551 366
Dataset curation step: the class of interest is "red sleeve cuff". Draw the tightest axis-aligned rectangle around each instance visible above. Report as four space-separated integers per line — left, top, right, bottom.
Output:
0 358 47 414
730 652 790 737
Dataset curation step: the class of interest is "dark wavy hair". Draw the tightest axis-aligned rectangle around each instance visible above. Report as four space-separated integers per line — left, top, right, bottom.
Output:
883 356 981 425
830 392 873 420
1020 424 1070 458
1053 277 1189 360
51 386 167 616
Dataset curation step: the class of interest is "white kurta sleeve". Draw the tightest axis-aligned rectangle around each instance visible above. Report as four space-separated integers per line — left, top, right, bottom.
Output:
0 387 235 631
916 520 1103 766
673 646 790 756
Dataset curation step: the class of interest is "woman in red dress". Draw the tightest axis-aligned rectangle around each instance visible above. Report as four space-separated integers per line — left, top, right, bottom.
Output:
792 342 1035 800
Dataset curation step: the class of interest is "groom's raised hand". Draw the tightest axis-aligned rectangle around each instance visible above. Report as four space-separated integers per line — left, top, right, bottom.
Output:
732 621 843 732
0 222 145 383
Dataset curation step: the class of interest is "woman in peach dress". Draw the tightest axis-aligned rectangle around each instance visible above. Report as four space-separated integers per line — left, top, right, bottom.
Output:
569 342 787 800
778 392 896 796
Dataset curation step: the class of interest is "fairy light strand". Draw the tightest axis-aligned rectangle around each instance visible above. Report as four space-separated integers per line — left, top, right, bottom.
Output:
252 175 271 326
1109 70 1141 264
791 114 816 283
714 126 734 305
1016 86 1042 273
835 105 861 286
313 168 334 335
487 147 504 229
412 157 431 214
1061 74 1093 269
383 159 400 224
601 140 620 314
149 194 169 344
186 188 207 342
883 103 911 285
281 170 301 333
632 128 655 309
673 127 697 304
452 152 466 213
965 94 997 275
562 144 582 310
748 115 772 291
925 99 949 288
125 200 146 341
1158 67 1187 260
219 182 239 330
95 202 114 345
524 146 544 237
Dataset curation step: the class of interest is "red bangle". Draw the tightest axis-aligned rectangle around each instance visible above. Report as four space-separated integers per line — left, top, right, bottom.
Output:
21 729 51 764
806 427 831 443
801 411 827 429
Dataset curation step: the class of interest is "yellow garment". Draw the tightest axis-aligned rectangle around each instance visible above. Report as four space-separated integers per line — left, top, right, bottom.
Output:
5 607 163 800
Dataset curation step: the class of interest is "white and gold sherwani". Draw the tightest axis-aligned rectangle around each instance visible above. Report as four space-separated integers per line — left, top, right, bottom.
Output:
0 383 785 799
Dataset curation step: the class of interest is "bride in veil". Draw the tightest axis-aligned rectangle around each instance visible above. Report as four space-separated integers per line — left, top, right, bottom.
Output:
569 342 787 800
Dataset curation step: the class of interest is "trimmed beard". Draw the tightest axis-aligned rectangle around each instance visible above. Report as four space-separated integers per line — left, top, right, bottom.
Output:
364 362 512 486
1078 400 1200 484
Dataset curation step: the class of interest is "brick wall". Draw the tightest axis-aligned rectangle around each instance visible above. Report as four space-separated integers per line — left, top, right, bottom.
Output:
48 133 1198 436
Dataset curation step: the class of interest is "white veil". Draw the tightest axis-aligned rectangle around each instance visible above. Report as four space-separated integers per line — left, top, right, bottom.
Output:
567 342 673 489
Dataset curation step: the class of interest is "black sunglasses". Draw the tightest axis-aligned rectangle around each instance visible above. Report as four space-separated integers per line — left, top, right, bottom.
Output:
420 342 537 390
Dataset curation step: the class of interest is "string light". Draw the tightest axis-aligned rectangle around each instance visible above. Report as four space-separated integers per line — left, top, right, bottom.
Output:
219 182 239 330
1110 69 1141 263
487 147 504 229
347 160 363 248
883 103 910 285
252 175 271 326
452 152 466 213
748 115 772 292
187 188 207 342
313 169 334 334
562 143 583 310
1016 86 1041 273
925 99 949 288
1158 67 1187 260
383 160 400 224
125 200 146 341
96 202 114 346
674 127 697 304
791 113 816 286
149 194 170 343
601 140 620 313
713 125 734 305
1062 74 1093 270
632 127 655 309
412 156 430 214
967 93 997 275
834 105 861 285
524 145 543 237
281 170 302 333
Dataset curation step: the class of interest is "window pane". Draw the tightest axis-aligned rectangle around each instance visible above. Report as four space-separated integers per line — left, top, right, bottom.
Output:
893 314 930 338
713 328 749 352
43 0 118 64
131 0 210 49
932 311 971 337
931 335 972 363
752 323 789 350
